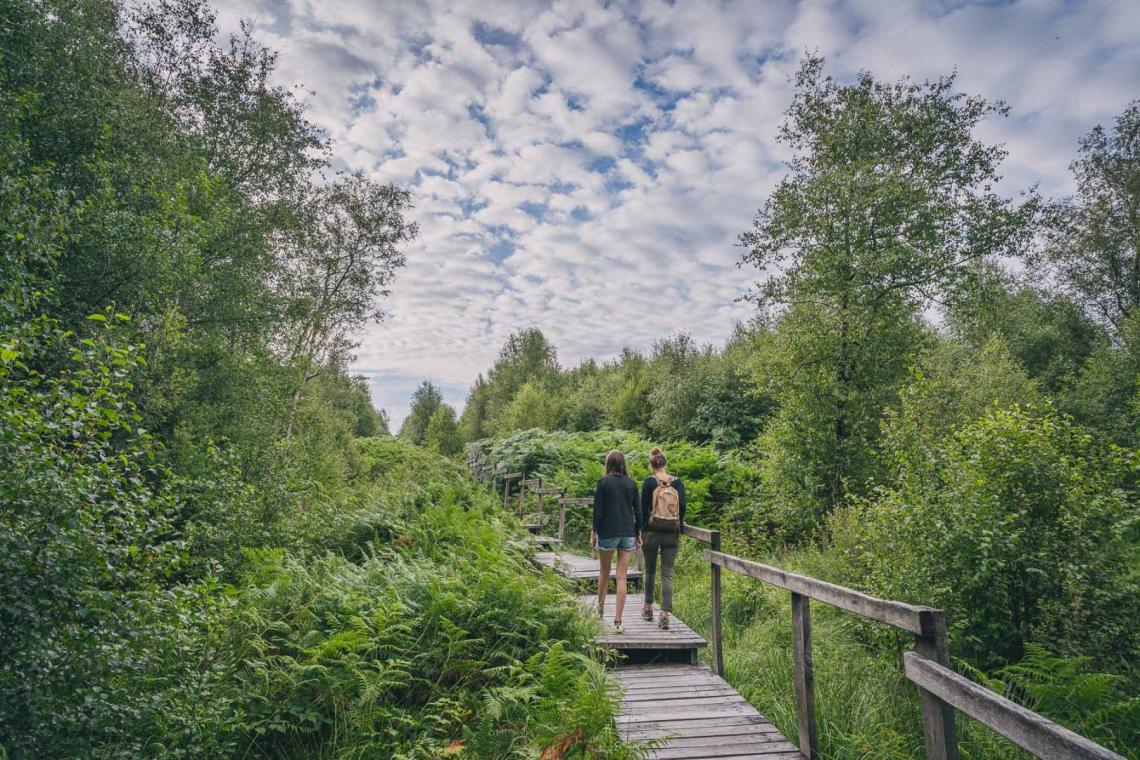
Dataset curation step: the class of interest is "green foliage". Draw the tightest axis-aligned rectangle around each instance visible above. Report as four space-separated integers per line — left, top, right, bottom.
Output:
224 438 633 759
1039 100 1140 335
399 379 444 444
836 406 1139 675
474 429 761 550
425 403 463 457
496 380 563 435
739 55 1036 539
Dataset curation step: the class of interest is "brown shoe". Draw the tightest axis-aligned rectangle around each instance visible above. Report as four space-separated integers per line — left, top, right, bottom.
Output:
641 604 654 621
658 611 670 630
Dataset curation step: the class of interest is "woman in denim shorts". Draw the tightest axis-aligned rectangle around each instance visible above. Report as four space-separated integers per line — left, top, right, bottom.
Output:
590 450 642 633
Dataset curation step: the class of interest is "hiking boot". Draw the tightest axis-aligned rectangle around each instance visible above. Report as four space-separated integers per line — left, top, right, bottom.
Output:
658 611 670 630
641 604 654 621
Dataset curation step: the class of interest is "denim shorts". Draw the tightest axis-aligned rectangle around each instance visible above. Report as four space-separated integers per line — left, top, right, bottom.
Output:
597 535 637 551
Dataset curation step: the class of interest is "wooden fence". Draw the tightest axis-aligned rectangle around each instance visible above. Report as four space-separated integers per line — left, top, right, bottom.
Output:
462 451 1125 760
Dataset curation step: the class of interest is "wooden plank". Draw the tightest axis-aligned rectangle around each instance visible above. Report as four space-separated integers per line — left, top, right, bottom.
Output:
519 478 542 487
681 524 716 544
536 487 565 495
558 497 594 505
648 745 801 759
791 592 818 759
903 653 1125 760
534 553 642 583
914 610 959 760
705 549 932 634
587 596 705 650
501 472 523 480
613 665 797 760
621 685 740 701
709 528 725 676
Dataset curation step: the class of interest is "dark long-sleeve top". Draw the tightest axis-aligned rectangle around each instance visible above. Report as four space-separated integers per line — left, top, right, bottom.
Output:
592 474 641 538
640 475 686 531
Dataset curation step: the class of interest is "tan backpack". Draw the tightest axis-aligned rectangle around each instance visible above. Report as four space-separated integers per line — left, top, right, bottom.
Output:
649 477 681 531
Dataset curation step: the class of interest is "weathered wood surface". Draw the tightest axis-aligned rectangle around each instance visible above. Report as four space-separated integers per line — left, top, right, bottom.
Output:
790 592 817 758
903 653 1125 760
584 595 706 651
529 534 562 548
533 551 642 585
536 487 565 496
705 549 934 635
615 664 800 759
681 524 717 544
557 497 594 505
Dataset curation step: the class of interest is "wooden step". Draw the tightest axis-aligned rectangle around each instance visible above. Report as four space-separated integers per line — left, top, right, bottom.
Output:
534 551 643 589
583 595 706 655
614 664 799 759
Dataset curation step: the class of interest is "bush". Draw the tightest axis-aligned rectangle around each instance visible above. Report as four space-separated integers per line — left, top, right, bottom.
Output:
837 405 1139 675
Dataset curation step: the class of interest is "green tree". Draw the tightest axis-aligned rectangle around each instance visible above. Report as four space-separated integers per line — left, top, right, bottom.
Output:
947 262 1103 393
483 328 560 421
399 380 444 445
739 56 1036 539
1040 101 1140 334
424 404 462 456
458 373 491 442
495 381 562 434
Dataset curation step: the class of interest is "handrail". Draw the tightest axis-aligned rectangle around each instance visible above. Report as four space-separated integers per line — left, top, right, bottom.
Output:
904 653 1124 760
704 549 935 635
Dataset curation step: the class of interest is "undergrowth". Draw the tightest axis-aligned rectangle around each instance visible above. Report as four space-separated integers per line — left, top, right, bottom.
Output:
222 437 640 759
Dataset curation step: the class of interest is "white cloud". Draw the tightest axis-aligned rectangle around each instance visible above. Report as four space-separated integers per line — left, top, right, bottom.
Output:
212 0 1140 427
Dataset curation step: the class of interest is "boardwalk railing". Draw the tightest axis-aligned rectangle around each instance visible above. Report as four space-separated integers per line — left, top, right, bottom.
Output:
701 548 1126 760
463 451 1123 760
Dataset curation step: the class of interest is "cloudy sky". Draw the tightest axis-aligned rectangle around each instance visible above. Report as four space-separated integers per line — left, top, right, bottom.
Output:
213 0 1139 428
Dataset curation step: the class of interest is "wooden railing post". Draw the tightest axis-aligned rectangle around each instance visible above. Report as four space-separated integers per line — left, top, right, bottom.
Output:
791 592 818 759
709 529 724 677
557 503 567 541
915 610 959 760
502 473 511 511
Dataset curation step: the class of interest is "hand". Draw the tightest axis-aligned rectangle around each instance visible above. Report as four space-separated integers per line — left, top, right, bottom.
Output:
636 532 643 549
590 531 597 549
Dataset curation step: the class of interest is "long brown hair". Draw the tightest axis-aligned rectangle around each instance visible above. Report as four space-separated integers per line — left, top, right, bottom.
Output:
604 450 628 477
648 447 667 471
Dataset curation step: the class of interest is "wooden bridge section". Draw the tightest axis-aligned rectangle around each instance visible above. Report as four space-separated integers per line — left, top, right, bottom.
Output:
466 451 1125 760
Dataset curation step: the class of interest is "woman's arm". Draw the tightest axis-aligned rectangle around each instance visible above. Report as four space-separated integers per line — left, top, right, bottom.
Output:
592 479 604 534
677 479 686 525
631 479 643 535
640 478 654 529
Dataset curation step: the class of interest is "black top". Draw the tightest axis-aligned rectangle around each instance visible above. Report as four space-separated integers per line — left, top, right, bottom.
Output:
641 475 686 531
592 474 641 538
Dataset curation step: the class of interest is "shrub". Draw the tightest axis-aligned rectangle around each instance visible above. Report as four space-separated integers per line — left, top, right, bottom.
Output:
839 405 1139 675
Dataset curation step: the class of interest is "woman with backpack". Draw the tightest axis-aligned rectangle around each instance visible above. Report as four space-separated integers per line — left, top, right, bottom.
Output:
591 450 642 634
640 447 685 629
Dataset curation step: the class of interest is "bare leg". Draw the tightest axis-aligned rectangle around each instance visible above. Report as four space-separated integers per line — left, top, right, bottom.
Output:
597 549 613 616
615 549 633 622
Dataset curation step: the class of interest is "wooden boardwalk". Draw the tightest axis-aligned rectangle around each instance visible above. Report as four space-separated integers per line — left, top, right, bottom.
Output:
534 550 643 588
615 664 800 759
584 594 706 659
